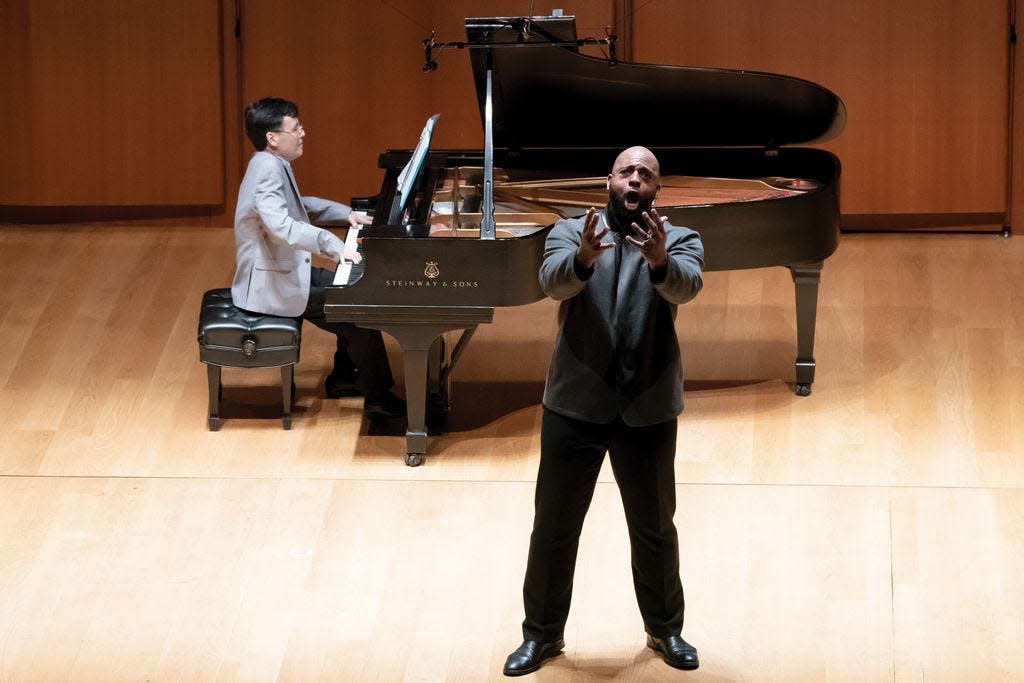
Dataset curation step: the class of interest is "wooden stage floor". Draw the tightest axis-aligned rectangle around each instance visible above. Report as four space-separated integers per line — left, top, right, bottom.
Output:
1 225 1022 681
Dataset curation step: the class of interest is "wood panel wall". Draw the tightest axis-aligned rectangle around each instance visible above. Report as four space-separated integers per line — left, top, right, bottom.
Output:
630 0 1011 223
237 0 617 203
237 0 431 203
0 0 224 207
1 0 1018 231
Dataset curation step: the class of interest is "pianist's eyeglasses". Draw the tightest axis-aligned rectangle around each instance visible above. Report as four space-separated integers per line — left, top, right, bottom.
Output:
272 124 305 135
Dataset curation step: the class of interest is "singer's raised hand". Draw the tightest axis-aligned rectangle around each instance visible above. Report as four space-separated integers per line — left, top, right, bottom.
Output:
575 207 614 269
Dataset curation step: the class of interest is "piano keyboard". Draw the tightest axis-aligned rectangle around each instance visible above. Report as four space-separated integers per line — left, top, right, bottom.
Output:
332 227 364 286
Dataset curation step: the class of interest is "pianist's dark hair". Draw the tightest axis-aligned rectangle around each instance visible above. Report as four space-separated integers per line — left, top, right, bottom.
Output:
244 97 299 151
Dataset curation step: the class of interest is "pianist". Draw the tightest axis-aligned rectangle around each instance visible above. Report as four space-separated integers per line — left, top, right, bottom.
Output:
230 97 405 419
503 147 704 675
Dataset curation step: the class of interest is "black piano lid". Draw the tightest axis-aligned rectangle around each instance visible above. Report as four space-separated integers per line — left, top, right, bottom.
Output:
466 16 846 151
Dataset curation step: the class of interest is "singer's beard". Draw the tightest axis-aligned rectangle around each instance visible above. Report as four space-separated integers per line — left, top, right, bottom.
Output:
607 195 654 231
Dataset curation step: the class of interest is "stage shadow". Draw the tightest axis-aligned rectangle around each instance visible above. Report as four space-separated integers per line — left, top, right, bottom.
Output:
365 380 545 436
214 385 308 422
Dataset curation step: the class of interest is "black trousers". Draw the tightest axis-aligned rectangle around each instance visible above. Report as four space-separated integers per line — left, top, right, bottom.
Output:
302 267 394 398
521 407 685 641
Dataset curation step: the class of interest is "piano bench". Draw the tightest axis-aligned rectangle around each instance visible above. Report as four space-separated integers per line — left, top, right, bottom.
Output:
196 288 301 431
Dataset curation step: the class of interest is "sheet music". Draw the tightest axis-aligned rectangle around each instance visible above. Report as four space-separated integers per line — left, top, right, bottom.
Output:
332 114 441 287
391 113 440 221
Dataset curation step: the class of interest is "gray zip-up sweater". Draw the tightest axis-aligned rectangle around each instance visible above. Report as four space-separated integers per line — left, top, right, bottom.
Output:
539 208 705 426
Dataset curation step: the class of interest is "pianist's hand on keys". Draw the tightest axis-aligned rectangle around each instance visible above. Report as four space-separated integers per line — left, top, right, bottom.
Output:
332 226 363 286
347 210 372 228
319 230 360 264
330 210 371 285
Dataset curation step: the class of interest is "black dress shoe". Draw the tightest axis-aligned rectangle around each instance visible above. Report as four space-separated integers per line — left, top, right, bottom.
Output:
425 392 448 427
363 391 407 419
324 370 361 398
503 639 565 676
647 634 699 670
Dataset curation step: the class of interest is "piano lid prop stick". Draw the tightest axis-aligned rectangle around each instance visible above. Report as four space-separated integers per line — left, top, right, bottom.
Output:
481 66 496 240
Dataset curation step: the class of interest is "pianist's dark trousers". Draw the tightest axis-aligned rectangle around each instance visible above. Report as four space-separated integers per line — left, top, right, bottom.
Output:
302 266 395 397
521 408 685 642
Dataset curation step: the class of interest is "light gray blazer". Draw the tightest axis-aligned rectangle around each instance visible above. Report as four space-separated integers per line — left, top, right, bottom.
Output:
230 151 350 316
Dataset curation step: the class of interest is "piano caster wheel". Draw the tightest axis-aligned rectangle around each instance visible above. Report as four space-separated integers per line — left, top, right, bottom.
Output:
405 452 424 467
795 383 812 397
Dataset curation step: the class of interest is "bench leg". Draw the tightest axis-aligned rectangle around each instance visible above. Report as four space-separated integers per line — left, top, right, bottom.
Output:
281 364 294 430
206 364 222 431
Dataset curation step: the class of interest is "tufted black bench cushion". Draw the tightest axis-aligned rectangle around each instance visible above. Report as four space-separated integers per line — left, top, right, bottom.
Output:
197 288 301 430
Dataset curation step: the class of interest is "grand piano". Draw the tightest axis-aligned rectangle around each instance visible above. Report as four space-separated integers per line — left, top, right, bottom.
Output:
326 15 845 466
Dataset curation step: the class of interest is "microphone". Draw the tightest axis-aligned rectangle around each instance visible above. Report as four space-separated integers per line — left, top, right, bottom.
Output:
422 37 437 71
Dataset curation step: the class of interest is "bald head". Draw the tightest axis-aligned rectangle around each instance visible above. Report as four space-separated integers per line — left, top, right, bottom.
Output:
611 146 661 179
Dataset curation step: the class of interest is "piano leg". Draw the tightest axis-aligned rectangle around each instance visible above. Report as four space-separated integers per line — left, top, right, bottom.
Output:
397 339 433 466
363 318 491 465
789 260 823 396
329 306 494 465
388 326 479 465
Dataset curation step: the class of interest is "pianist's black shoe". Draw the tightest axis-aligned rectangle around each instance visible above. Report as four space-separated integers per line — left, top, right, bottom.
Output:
324 368 361 398
425 392 448 428
502 639 565 676
363 391 406 419
646 634 699 670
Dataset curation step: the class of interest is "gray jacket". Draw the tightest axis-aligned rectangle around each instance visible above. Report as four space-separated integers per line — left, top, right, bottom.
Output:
230 151 349 316
539 209 704 426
